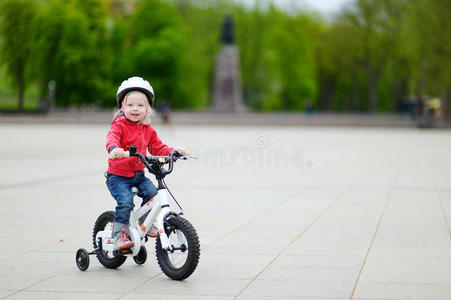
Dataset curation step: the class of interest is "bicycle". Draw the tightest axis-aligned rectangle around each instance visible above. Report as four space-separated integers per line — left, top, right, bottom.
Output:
76 145 200 280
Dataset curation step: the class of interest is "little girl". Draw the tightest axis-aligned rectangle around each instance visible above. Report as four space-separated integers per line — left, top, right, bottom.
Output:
105 76 186 250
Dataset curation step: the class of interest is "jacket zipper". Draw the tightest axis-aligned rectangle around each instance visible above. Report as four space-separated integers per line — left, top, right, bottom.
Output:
137 125 142 166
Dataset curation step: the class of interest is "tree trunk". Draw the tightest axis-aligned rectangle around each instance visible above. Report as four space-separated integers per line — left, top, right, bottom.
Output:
18 76 25 112
319 76 335 111
352 75 359 111
441 90 451 122
368 70 380 113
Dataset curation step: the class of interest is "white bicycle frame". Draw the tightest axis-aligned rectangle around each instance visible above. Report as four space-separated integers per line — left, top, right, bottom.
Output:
96 149 194 257
95 187 176 256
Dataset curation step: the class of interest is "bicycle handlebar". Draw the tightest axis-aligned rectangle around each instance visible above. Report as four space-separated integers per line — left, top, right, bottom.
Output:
133 145 188 178
109 145 194 178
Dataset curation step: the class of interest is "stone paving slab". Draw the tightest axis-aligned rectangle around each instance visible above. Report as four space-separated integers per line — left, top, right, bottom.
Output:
353 282 451 300
123 295 233 300
1 123 451 299
6 291 121 300
239 279 354 298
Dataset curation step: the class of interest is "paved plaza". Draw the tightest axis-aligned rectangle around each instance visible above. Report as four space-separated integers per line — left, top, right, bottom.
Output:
1 122 451 299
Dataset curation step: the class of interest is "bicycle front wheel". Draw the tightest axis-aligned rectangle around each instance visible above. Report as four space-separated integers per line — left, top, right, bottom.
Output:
156 216 200 280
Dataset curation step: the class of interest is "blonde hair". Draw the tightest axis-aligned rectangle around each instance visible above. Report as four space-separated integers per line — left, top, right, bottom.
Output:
113 91 153 125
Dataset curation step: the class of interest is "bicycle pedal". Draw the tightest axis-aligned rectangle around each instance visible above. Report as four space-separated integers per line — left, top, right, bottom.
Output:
113 248 133 256
121 249 132 254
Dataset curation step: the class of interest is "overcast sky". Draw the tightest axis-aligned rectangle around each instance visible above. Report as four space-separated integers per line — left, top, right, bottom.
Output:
300 0 353 14
238 0 354 17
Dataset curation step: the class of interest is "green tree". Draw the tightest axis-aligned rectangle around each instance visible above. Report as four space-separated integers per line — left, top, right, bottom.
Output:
177 1 224 108
0 0 39 111
31 0 112 107
263 10 317 110
405 0 451 119
123 0 186 108
235 5 317 111
234 5 272 110
316 0 409 112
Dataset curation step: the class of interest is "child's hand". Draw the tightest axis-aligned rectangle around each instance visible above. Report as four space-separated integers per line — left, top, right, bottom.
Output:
175 147 189 156
109 148 128 159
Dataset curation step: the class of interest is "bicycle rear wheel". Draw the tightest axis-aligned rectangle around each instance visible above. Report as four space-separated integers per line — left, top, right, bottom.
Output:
93 211 127 269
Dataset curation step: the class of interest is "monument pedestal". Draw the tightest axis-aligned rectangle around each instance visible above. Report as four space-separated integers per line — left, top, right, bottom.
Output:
211 45 245 113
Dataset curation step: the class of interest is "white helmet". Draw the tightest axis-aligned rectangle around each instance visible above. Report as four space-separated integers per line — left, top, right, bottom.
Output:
116 76 155 108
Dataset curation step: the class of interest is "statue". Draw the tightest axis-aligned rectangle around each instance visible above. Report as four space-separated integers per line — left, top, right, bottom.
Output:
221 15 234 45
212 16 245 113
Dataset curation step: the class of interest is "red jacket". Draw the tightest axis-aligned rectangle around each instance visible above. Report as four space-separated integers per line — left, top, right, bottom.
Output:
106 115 174 177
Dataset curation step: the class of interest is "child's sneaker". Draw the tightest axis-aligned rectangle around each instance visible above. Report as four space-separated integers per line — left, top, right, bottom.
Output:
114 228 134 250
147 223 158 238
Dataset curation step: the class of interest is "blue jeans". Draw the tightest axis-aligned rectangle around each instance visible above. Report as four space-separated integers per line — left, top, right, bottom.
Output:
106 172 158 224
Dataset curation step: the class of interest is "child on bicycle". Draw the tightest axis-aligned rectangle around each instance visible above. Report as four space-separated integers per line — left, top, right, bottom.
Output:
105 76 186 250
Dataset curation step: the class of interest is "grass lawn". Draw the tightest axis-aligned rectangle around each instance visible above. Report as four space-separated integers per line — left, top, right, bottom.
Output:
0 67 40 112
0 94 39 112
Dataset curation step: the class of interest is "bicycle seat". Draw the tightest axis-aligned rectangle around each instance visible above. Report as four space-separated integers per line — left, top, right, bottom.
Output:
131 187 138 196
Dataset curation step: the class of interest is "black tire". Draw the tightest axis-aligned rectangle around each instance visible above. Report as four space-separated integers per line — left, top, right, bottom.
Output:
156 216 200 280
93 211 126 269
133 246 147 265
76 248 90 271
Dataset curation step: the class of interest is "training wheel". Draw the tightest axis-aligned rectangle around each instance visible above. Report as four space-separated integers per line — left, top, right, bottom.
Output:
133 246 147 265
76 248 90 271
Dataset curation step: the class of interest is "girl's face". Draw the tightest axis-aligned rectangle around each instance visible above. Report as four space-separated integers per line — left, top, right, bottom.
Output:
123 91 148 123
